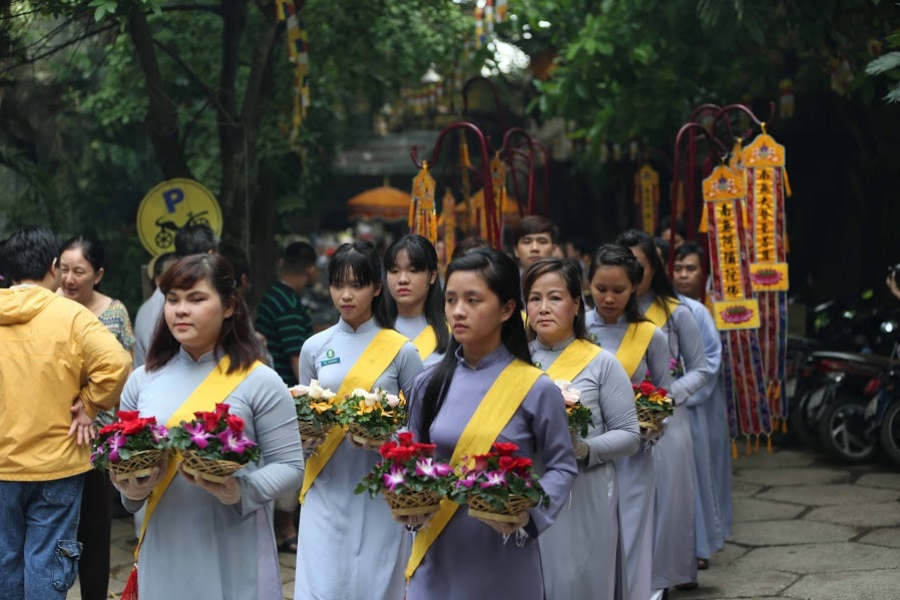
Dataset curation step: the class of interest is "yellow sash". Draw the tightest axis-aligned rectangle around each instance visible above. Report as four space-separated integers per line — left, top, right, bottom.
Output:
615 322 657 379
133 357 262 567
405 360 543 580
644 297 680 329
412 325 438 361
544 339 602 382
299 329 408 503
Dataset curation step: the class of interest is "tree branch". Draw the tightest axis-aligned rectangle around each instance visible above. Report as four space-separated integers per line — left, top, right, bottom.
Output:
152 37 236 124
240 1 279 128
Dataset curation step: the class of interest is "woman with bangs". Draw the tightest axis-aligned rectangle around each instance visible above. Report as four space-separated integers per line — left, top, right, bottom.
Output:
616 229 712 596
111 253 304 600
401 248 576 600
584 244 673 600
523 258 640 599
294 240 424 600
384 234 450 367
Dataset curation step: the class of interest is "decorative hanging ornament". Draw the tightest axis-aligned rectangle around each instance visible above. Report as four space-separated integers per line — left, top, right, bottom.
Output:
459 131 474 236
743 125 791 426
440 189 456 273
496 0 508 23
703 164 771 454
276 0 309 140
410 162 438 244
778 78 794 119
490 151 507 238
633 164 659 235
474 5 485 49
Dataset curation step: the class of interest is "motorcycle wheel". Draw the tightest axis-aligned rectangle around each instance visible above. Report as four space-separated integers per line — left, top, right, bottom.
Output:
879 400 900 466
817 392 879 464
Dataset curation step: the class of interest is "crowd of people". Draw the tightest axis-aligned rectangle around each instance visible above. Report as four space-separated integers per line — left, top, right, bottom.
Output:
0 216 732 600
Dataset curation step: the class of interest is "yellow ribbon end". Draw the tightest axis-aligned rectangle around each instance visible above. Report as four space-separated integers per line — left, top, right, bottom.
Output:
767 435 773 453
782 420 788 434
731 440 738 460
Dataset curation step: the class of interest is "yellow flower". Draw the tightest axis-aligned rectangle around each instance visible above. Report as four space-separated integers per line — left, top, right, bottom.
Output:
310 401 333 415
356 400 376 416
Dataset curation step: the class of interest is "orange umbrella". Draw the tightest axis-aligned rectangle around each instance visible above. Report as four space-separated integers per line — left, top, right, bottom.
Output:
347 187 412 221
456 189 522 230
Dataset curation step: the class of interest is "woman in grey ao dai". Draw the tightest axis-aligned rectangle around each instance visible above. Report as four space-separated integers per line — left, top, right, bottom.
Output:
383 235 450 367
586 245 673 600
620 230 712 594
294 242 424 600
524 259 640 599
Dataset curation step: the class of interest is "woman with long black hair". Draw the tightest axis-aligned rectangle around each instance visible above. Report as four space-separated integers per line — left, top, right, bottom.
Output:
383 234 449 366
293 240 424 600
403 248 577 600
617 229 712 596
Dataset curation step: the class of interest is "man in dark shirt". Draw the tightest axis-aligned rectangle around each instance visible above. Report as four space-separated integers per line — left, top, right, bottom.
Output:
255 241 318 553
256 242 318 386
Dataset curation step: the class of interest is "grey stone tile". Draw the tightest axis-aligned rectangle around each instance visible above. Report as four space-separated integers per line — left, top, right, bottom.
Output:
756 483 900 506
666 564 798 598
856 472 900 491
733 497 806 522
730 479 764 498
730 520 856 546
858 528 900 549
783 569 900 600
735 448 818 469
734 467 852 487
710 542 750 565
282 580 295 600
736 542 900 574
805 502 900 529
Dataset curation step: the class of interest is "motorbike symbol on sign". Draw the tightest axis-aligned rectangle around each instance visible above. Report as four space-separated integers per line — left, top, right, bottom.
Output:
154 211 211 249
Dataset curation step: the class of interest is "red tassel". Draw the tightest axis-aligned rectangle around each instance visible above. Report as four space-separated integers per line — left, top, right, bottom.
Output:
120 566 138 600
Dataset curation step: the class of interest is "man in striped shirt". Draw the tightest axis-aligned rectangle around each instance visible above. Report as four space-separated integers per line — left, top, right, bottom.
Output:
255 241 318 386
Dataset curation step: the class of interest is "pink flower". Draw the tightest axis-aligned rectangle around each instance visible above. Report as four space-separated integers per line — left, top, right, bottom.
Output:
382 463 406 492
150 424 169 444
184 422 212 450
217 428 256 455
479 470 507 488
434 463 453 477
455 472 479 489
415 457 436 478
107 432 127 463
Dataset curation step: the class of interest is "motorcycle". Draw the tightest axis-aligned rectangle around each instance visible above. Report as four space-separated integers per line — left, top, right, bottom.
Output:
865 368 900 466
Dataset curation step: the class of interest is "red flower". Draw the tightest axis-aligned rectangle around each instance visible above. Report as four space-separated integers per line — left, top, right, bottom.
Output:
498 456 516 471
656 387 668 397
226 414 245 434
396 432 415 447
379 441 399 460
117 410 141 422
194 411 220 433
415 443 436 457
122 418 147 436
511 457 533 472
215 403 231 419
384 445 418 463
492 442 519 457
97 422 123 436
638 381 656 397
472 452 494 471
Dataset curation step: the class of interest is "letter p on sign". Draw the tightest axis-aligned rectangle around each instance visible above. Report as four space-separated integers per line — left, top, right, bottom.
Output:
163 187 184 213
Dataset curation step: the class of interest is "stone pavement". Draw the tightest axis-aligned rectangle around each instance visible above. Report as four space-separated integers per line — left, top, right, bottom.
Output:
69 446 900 599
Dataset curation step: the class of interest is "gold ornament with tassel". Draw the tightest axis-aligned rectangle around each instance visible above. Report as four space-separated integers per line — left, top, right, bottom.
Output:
410 162 437 244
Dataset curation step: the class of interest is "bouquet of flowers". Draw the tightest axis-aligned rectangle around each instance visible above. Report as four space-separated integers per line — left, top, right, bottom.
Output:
168 403 261 483
554 379 593 438
90 411 170 481
338 387 405 447
633 381 675 431
355 432 455 517
289 380 340 440
454 442 549 524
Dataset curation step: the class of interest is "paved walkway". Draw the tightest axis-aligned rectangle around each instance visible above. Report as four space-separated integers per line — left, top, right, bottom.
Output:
69 446 900 599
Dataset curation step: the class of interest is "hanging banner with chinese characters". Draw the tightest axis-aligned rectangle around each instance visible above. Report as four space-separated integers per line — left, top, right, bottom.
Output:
633 164 659 234
410 162 437 244
744 127 790 425
704 164 771 450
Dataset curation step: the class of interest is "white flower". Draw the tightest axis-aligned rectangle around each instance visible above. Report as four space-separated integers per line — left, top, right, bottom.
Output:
308 380 326 400
364 392 380 407
351 388 370 399
386 394 401 407
289 384 310 398
553 379 572 392
561 389 581 406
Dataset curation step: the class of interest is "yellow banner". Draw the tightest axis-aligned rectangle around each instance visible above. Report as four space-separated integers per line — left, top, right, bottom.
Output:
713 299 762 330
713 201 744 301
749 263 789 292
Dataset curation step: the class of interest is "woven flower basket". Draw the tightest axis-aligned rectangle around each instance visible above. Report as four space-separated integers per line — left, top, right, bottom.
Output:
346 423 392 448
297 420 333 440
107 449 170 481
466 494 536 524
180 450 245 483
381 489 443 517
636 405 667 431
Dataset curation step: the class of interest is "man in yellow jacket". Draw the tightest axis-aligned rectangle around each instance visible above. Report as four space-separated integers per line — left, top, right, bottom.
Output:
0 225 132 600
